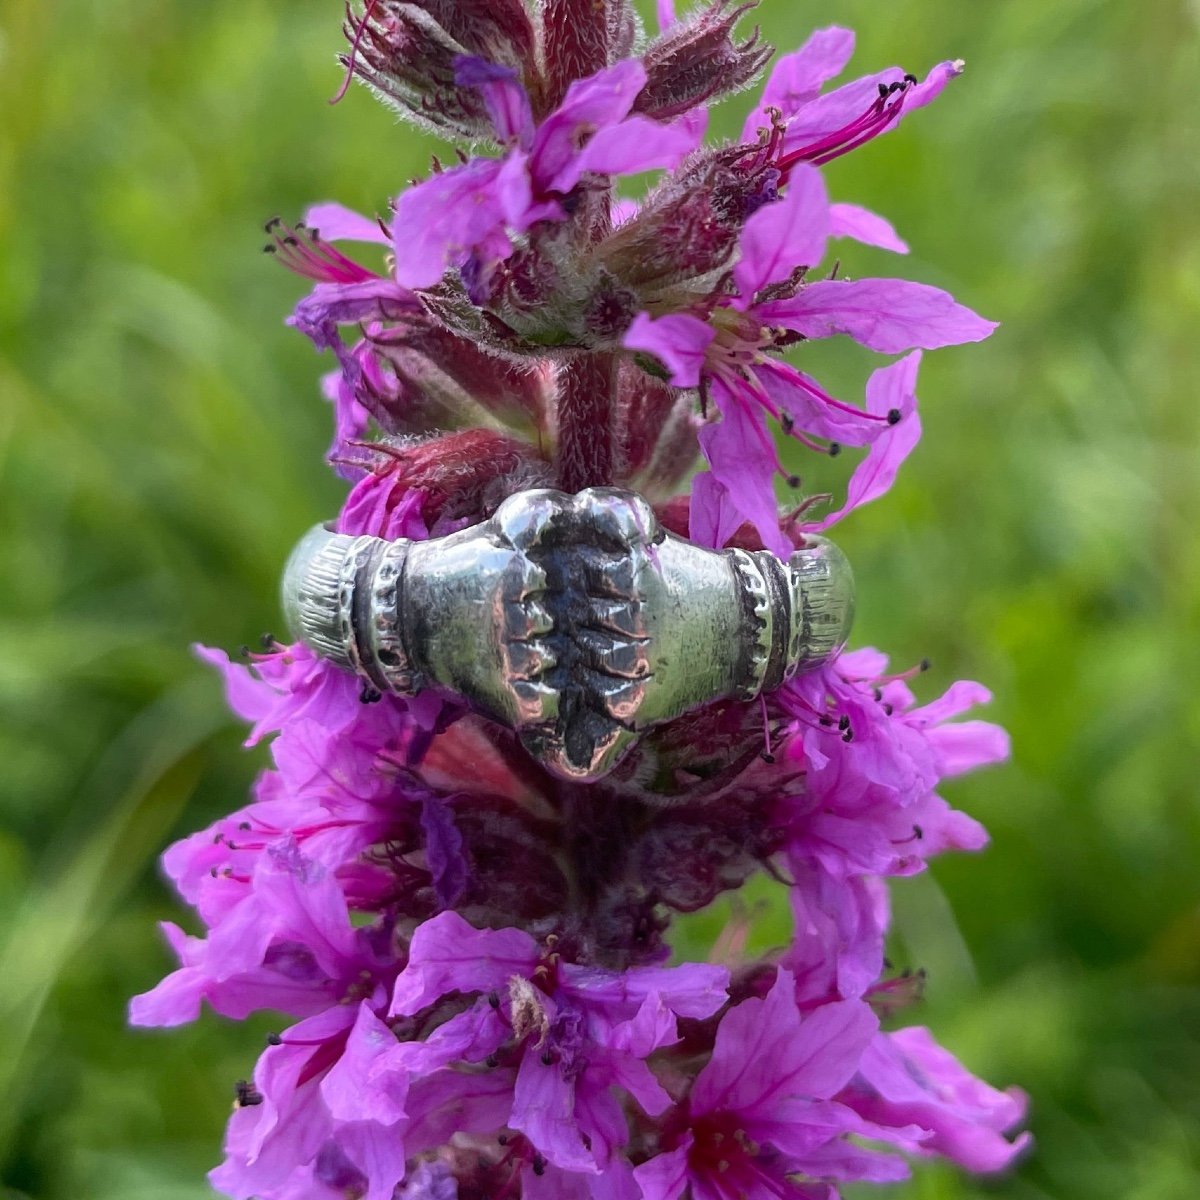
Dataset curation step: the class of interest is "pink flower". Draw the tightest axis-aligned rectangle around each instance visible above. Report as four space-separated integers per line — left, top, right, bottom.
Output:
376 911 729 1178
635 970 904 1200
393 58 703 290
842 1027 1032 1173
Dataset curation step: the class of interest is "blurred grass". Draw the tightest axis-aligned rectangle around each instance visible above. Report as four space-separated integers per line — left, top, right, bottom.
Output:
1 0 1198 1196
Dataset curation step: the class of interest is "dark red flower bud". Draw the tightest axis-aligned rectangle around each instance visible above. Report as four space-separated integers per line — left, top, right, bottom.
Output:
635 0 772 121
341 0 538 138
361 319 552 434
346 429 552 532
596 154 776 299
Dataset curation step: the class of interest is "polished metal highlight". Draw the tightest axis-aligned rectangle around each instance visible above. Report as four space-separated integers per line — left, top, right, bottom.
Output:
282 488 854 781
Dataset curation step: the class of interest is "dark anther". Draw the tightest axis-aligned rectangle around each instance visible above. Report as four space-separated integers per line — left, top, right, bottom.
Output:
581 1134 593 1151
761 752 776 764
532 1156 546 1177
238 644 251 657
263 244 276 254
266 1032 282 1046
264 217 282 232
786 474 801 489
903 73 919 86
842 727 854 743
877 83 890 99
873 687 883 701
239 821 252 831
282 236 299 247
882 703 894 716
838 714 851 731
828 442 842 457
540 1050 555 1066
235 1080 264 1107
498 1134 509 1146
209 867 219 878
919 657 931 672
819 715 834 727
780 413 795 432
488 991 501 1009
259 632 275 649
485 1054 500 1069
913 824 924 839
887 408 902 425
359 685 383 704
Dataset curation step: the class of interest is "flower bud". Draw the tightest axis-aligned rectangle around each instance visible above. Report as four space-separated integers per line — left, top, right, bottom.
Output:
361 318 551 433
342 0 537 138
636 0 772 121
595 153 775 300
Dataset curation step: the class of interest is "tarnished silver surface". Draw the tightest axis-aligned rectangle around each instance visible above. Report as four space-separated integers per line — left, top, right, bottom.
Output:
282 488 854 781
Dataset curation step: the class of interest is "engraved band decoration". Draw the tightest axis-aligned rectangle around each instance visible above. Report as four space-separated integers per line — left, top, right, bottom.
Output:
282 488 854 781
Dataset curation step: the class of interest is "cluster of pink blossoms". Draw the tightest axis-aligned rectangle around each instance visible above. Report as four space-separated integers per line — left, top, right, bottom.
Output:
132 2 1030 1197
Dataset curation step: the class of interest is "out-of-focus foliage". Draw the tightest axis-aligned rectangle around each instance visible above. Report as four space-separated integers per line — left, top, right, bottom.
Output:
0 0 1197 1196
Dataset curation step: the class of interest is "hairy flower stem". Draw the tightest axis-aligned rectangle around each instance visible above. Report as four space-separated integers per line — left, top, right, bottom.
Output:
556 352 617 489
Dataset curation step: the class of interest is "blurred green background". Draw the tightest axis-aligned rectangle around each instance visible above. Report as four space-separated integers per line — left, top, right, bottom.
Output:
2 0 1198 1196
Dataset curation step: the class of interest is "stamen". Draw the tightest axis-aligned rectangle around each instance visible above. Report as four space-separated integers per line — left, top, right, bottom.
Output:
775 75 916 175
264 217 377 284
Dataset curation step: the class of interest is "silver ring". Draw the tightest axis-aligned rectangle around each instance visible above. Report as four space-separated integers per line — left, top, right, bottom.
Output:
281 488 854 781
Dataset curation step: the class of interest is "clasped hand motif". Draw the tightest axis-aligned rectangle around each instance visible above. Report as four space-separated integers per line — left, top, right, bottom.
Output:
282 488 854 781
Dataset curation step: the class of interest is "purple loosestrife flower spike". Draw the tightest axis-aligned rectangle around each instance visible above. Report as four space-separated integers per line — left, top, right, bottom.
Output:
134 4 1029 1196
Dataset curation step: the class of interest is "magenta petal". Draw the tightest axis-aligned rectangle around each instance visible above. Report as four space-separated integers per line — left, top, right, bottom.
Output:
319 1003 406 1125
854 1028 1031 1172
905 59 965 112
796 1136 912 1183
928 720 1011 776
453 56 534 145
391 159 508 288
699 383 789 555
511 1052 598 1173
633 1140 691 1200
339 1123 410 1200
776 997 880 1100
733 163 829 302
829 202 909 253
743 26 856 138
531 60 647 191
810 351 923 531
907 679 993 726
559 115 703 192
687 471 746 551
765 26 856 109
562 961 727 1022
304 203 389 245
693 971 877 1115
623 311 714 387
193 645 276 726
389 912 537 1016
760 278 998 353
